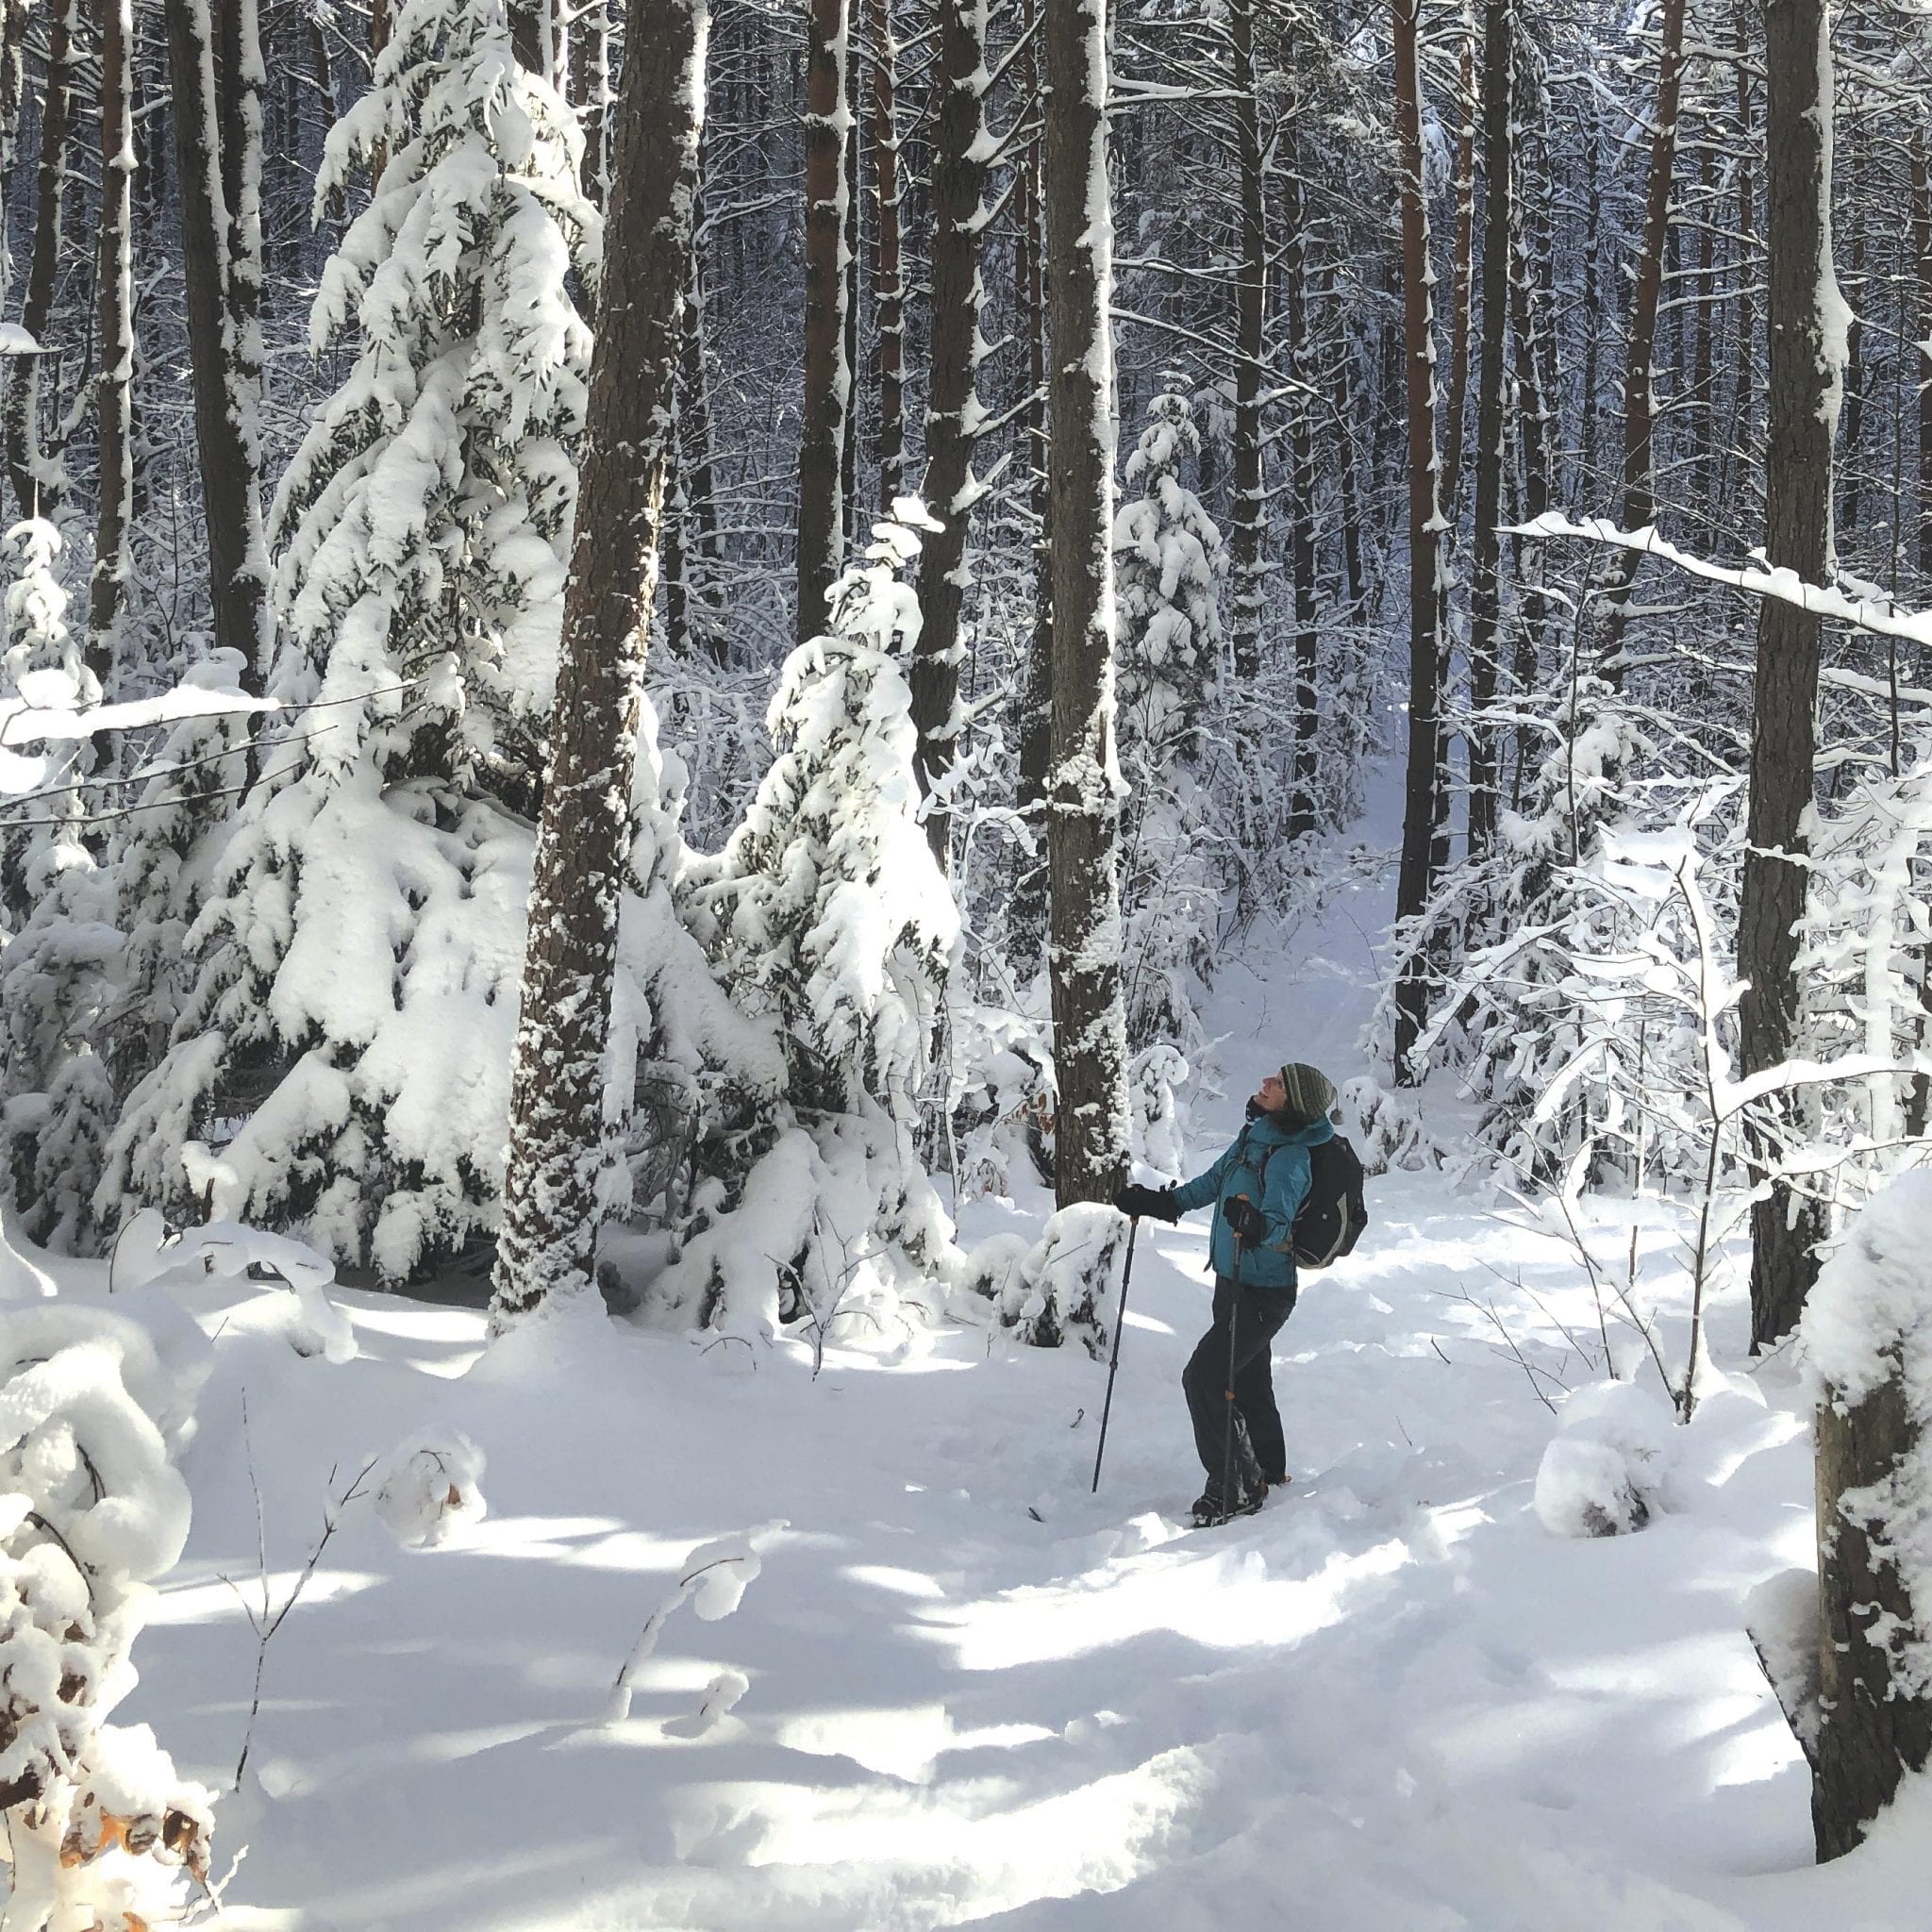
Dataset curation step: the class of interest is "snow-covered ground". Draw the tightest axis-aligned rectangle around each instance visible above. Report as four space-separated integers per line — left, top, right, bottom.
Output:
20 809 1929 1931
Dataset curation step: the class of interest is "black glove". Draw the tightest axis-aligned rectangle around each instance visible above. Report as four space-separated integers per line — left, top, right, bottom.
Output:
1114 1183 1178 1223
1224 1194 1267 1243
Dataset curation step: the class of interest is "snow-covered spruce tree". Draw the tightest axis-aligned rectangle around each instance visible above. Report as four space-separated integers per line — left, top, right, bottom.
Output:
103 0 599 1280
669 508 960 1346
1111 391 1225 1066
0 521 117 1250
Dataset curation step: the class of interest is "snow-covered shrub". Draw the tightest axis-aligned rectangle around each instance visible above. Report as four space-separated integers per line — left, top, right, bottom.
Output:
0 1296 213 1929
941 999 1054 1202
103 0 604 1283
1112 394 1225 1059
969 1202 1129 1357
607 1524 779 1724
666 509 961 1343
1533 1375 1674 1538
372 1430 488 1548
1792 732 1932 1209
1338 1075 1438 1177
1126 1041 1191 1182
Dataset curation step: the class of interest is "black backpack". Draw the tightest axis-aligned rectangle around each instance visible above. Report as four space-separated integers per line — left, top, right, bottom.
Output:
1259 1133 1369 1270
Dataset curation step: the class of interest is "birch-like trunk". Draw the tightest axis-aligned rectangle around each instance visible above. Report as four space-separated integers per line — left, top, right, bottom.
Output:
491 0 709 1325
797 0 850 643
88 0 135 682
1464 0 1512 858
5 0 76 521
1391 0 1444 1082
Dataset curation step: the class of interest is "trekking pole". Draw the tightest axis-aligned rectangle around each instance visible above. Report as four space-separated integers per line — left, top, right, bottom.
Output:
1091 1215 1140 1493
1219 1233 1244 1521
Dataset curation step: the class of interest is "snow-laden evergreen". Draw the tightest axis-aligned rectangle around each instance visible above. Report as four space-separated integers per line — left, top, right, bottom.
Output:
1111 392 1225 1072
104 0 599 1281
0 522 116 1250
669 509 960 1345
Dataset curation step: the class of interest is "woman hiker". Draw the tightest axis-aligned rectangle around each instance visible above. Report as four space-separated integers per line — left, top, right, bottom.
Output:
1114 1062 1338 1526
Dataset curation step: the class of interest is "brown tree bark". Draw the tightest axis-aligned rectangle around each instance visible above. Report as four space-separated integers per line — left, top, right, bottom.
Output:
1228 0 1266 689
164 0 272 692
841 22 861 541
1008 10 1051 982
491 0 708 1324
1813 1369 1932 1857
868 0 904 505
5 0 76 521
1596 0 1687 685
571 1 608 207
909 0 991 859
1042 0 1128 1206
1738 0 1837 1350
1439 1 1476 525
88 0 135 682
1465 0 1511 858
1391 0 1445 1082
1282 150 1318 841
797 0 850 643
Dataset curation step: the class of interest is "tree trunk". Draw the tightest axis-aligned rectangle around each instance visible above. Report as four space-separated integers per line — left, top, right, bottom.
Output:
841 25 861 541
89 0 135 683
1465 0 1511 858
1738 0 1838 1350
1282 152 1317 841
1814 1370 1932 1857
1008 14 1051 982
797 0 850 642
1227 0 1266 688
1596 0 1686 685
1916 132 1932 581
164 0 272 693
0 0 29 301
491 0 708 1324
5 0 76 521
572 2 608 207
909 0 990 858
1439 1 1475 525
1391 0 1444 1082
1042 0 1128 1207
868 0 903 506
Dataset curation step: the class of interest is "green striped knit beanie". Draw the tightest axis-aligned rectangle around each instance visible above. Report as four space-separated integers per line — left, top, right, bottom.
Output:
1277 1062 1337 1125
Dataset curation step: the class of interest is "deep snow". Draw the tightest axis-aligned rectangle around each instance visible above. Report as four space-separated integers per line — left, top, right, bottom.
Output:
20 805 1932 1931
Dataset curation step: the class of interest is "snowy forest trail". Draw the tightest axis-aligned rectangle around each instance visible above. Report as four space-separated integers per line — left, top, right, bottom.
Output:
119 816 1909 1931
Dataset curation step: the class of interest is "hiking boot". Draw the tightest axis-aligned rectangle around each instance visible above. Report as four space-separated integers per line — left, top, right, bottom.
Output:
1190 1485 1266 1528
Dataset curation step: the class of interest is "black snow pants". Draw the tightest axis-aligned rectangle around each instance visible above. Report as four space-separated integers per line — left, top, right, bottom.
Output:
1181 1274 1296 1498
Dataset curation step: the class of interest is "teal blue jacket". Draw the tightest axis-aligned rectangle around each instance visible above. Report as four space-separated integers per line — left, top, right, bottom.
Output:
1172 1111 1335 1290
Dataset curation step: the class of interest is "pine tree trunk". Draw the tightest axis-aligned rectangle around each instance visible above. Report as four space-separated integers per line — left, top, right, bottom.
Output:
1465 0 1511 859
572 1 608 207
1391 0 1444 1082
1009 36 1051 981
164 0 271 693
1228 0 1266 688
1738 0 1837 1351
5 0 75 521
840 27 861 540
1916 132 1932 581
909 0 990 858
1282 153 1318 841
797 0 850 643
868 0 903 505
1813 1371 1932 1857
491 0 708 1325
1042 0 1128 1207
1597 0 1687 685
1439 2 1475 525
88 0 135 682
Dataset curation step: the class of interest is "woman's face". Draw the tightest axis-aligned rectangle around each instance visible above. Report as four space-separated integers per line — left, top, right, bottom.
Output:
1257 1072 1287 1111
